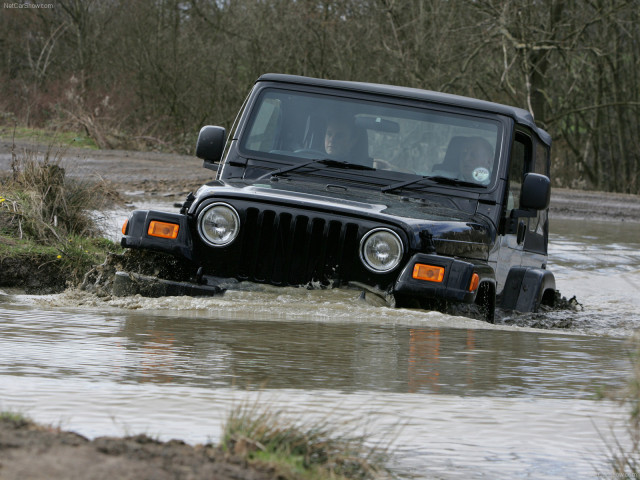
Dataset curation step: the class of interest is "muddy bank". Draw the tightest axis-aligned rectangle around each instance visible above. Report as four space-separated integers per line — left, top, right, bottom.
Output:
0 254 67 294
0 416 275 480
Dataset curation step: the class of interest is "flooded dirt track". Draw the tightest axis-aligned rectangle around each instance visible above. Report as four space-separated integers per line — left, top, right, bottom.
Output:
2 212 640 479
543 218 640 338
0 298 635 479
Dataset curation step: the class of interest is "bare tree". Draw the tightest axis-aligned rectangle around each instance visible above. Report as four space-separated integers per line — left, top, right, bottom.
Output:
1 0 638 191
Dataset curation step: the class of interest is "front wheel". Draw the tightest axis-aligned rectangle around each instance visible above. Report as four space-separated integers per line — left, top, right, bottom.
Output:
475 282 496 323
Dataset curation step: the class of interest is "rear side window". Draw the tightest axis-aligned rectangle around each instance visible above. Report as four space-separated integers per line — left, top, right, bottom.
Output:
534 138 550 176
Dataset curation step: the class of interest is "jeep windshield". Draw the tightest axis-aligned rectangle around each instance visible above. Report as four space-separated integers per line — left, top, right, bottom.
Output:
239 88 503 188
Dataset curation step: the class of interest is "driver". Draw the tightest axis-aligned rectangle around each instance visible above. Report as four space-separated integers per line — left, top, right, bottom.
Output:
459 137 494 184
324 117 357 159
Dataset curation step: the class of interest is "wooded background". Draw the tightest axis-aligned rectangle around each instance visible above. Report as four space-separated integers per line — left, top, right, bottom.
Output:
1 0 638 193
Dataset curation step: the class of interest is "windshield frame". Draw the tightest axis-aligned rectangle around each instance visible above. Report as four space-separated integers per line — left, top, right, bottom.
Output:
235 84 507 192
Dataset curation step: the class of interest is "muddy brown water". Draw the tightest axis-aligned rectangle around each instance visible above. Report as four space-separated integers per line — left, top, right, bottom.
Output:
1 207 640 478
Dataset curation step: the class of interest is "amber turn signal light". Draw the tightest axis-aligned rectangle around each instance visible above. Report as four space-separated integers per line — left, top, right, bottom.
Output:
412 264 445 282
121 219 128 235
148 221 179 239
468 273 480 292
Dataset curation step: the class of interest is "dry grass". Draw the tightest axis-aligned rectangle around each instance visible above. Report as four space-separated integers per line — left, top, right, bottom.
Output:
600 336 640 477
221 403 392 480
0 143 118 242
0 411 32 426
0 142 122 288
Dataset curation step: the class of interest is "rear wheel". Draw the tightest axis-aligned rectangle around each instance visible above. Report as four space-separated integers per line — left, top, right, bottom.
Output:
539 288 557 309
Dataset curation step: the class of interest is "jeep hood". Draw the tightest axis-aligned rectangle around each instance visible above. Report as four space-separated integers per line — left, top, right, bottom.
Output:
193 180 494 255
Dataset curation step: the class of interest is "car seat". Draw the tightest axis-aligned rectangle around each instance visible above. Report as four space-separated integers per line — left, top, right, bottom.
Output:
349 126 373 167
432 136 470 174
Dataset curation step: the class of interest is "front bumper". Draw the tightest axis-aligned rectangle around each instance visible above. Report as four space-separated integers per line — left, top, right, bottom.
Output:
394 253 494 304
121 210 194 261
121 209 493 304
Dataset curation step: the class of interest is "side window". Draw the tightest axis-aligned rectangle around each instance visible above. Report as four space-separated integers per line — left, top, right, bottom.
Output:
507 132 547 253
506 133 530 217
534 139 549 176
244 98 281 152
530 138 550 237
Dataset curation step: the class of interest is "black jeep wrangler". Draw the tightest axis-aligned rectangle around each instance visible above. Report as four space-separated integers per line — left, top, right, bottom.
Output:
121 74 556 322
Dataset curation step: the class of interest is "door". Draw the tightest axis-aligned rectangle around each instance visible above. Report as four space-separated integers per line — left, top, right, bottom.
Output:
522 137 550 259
494 131 528 290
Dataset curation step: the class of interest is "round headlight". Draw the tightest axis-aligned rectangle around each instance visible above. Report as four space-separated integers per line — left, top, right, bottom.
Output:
198 203 240 247
360 228 403 273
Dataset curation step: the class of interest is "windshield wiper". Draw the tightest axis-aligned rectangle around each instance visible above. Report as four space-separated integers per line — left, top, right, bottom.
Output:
382 175 484 194
319 159 376 171
262 158 375 180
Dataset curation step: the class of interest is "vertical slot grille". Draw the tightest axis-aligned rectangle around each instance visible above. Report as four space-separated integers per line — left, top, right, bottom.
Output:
236 207 359 286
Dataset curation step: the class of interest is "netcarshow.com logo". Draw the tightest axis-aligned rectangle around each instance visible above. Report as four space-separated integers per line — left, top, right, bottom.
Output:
4 2 55 8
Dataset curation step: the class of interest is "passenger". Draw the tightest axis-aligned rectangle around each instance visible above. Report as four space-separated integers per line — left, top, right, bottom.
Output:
459 137 494 184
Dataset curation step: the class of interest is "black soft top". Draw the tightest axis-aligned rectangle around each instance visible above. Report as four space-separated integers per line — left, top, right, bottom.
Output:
257 73 552 146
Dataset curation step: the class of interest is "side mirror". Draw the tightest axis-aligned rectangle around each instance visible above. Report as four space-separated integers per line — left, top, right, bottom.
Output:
196 126 226 164
520 173 550 210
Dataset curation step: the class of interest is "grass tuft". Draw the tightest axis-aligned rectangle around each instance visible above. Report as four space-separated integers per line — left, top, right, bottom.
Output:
221 403 390 480
0 410 33 428
599 335 640 477
1 144 118 242
0 142 122 288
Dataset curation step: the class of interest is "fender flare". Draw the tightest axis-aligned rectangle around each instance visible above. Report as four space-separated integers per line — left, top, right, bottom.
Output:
500 266 556 312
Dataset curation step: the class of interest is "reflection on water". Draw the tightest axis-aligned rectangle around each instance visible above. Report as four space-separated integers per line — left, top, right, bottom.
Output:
1 217 639 478
0 298 634 478
0 303 628 398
